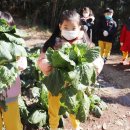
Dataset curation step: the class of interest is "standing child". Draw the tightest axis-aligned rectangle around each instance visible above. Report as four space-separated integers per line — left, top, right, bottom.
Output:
120 17 130 65
0 11 27 130
97 8 117 63
80 7 95 42
37 10 103 130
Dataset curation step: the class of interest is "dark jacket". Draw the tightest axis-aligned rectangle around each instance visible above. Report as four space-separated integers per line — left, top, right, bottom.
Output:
97 16 117 43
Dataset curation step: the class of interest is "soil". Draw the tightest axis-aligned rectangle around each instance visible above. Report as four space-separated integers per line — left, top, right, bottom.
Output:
18 23 130 130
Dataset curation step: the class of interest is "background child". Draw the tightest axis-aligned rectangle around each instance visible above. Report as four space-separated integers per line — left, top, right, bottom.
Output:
37 10 103 130
97 8 117 63
0 11 27 130
80 7 95 42
120 17 130 65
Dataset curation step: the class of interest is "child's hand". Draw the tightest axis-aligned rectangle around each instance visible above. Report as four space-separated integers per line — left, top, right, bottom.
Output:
41 59 53 76
120 42 123 46
37 55 53 76
103 30 109 36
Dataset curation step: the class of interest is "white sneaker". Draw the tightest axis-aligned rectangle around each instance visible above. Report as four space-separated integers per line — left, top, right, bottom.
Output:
123 59 130 65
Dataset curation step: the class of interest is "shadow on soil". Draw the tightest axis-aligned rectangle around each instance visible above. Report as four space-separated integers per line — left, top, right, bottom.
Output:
101 93 130 107
101 63 130 89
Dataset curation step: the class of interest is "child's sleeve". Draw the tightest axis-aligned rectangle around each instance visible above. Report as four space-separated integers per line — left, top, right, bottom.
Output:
108 21 117 36
37 52 52 76
92 56 104 75
120 25 126 43
17 57 27 71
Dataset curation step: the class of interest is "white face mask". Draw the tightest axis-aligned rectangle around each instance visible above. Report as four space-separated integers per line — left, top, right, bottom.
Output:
61 30 79 40
83 13 89 18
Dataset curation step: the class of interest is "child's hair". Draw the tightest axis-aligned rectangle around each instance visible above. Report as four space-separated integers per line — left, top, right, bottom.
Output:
59 10 81 25
0 11 15 26
42 10 81 52
80 7 94 17
103 8 114 14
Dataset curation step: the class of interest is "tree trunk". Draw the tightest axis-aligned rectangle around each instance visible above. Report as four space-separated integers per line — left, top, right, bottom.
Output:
51 0 57 29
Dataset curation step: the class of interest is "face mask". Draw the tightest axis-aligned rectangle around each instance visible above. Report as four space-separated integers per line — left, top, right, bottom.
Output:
83 13 89 18
105 15 112 20
61 30 79 40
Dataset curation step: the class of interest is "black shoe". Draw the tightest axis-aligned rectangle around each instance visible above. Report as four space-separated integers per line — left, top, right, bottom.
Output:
103 57 107 63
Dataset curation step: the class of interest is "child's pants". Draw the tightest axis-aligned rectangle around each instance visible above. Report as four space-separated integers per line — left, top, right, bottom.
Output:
122 51 128 60
48 92 80 129
0 100 23 130
98 40 112 58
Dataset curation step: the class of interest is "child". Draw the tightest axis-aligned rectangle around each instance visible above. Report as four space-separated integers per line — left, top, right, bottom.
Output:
120 17 130 65
37 10 104 130
97 8 117 63
80 7 95 42
0 11 27 130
